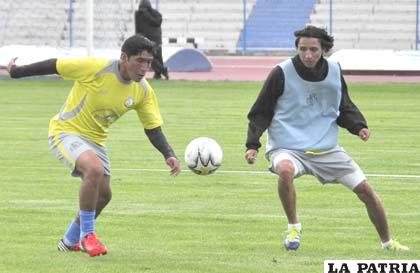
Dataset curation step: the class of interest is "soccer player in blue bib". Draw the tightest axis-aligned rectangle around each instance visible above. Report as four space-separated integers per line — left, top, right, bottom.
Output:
245 26 408 251
7 35 181 257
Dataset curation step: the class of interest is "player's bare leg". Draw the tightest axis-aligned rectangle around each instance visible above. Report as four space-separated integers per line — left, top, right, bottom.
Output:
353 181 408 251
72 174 112 222
59 175 111 253
277 160 297 224
75 151 108 256
353 181 390 242
95 175 112 217
77 151 104 211
277 160 301 250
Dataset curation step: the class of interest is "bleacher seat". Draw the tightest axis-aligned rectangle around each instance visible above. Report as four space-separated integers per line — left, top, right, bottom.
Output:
238 0 317 50
0 0 67 47
310 0 417 50
0 0 417 52
159 0 256 52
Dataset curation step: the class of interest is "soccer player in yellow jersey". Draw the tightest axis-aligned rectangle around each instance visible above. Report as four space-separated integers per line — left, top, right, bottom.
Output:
6 35 180 257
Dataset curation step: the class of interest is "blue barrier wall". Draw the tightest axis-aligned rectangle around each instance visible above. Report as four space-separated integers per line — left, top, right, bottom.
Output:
165 48 212 72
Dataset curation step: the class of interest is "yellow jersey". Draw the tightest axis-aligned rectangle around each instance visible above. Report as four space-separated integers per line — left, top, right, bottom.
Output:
49 57 163 146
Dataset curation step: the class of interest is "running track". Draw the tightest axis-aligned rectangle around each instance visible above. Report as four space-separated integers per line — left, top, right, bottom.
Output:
149 56 420 83
1 56 419 83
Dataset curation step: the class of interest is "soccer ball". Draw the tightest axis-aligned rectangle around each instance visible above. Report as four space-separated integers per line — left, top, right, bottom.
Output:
184 137 223 175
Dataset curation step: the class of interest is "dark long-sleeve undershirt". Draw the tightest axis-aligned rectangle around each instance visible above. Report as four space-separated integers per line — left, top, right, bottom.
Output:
144 127 177 159
9 59 58 78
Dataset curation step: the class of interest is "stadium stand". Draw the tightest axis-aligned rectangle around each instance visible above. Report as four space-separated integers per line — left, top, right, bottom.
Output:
237 0 317 50
310 0 418 50
159 0 256 52
0 0 418 52
0 0 68 47
68 0 135 48
0 0 255 52
0 0 135 48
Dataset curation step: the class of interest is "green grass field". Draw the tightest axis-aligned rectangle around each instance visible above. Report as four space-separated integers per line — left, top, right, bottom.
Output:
0 79 419 273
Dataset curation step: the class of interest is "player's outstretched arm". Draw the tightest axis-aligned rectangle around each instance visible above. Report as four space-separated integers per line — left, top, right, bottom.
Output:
7 58 58 78
144 127 180 176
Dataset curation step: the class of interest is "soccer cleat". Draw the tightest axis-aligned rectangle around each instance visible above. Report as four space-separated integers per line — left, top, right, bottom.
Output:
383 240 409 251
284 226 302 251
80 232 108 257
57 239 81 252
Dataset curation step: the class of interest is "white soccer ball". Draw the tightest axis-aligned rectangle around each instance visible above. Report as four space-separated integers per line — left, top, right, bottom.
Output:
184 137 223 175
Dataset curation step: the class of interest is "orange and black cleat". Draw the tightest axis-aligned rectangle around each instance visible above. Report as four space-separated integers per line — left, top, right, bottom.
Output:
80 232 108 257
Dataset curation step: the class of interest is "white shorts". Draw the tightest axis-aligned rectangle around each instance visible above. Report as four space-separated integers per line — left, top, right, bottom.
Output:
269 147 366 190
48 133 111 177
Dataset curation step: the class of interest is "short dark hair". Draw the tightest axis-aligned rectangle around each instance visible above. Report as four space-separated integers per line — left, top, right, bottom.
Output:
294 25 334 52
121 34 155 58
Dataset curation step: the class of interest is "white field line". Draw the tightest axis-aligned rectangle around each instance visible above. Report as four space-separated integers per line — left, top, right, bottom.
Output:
3 165 420 179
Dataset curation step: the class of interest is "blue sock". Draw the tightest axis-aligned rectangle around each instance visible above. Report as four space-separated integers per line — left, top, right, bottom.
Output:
80 210 96 239
63 220 80 245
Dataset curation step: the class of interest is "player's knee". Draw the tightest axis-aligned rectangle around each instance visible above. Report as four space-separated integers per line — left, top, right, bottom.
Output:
84 165 105 183
354 181 377 203
276 160 295 182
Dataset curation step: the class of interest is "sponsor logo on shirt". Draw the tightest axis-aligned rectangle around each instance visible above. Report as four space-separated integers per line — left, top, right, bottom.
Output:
93 109 119 126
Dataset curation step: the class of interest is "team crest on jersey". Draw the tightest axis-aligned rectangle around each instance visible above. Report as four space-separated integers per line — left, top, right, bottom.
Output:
306 92 318 106
124 96 134 108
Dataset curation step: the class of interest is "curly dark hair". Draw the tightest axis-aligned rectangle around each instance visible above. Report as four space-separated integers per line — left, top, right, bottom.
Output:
294 25 334 52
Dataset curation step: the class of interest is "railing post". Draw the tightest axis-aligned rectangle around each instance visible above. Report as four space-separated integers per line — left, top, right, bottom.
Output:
416 0 419 50
86 0 93 56
68 0 73 47
242 0 247 55
329 0 333 34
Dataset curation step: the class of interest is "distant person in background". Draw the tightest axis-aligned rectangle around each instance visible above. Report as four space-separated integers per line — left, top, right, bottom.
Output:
135 0 169 80
6 34 180 257
245 25 409 252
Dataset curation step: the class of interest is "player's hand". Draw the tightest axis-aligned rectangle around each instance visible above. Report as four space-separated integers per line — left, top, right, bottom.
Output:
6 57 18 74
166 156 180 176
245 149 258 164
359 128 370 142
